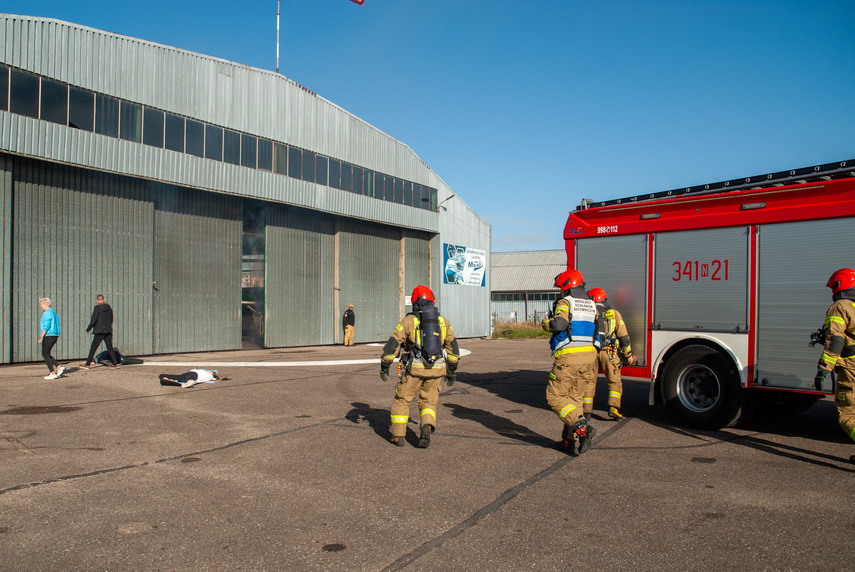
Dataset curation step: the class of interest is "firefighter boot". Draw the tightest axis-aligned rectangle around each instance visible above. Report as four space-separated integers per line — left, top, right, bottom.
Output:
390 435 406 447
560 424 573 453
608 406 623 420
417 424 433 448
573 419 597 454
584 412 592 421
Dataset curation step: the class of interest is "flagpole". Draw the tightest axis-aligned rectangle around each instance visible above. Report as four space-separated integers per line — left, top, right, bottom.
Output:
276 0 280 74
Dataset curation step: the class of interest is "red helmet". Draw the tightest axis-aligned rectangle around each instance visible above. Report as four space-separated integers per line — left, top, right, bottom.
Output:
827 268 855 294
587 288 607 302
411 285 435 303
554 269 584 291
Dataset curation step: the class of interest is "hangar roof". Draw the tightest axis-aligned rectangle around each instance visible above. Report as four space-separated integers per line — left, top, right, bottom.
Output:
491 250 566 292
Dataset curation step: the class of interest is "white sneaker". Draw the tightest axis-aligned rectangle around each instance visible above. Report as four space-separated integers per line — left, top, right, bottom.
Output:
44 373 58 380
56 366 65 377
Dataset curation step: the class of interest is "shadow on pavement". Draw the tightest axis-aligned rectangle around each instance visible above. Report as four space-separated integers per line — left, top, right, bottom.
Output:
443 403 556 449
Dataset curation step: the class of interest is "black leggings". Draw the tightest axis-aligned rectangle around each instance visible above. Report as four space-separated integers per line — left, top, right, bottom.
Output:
42 336 59 372
159 372 199 383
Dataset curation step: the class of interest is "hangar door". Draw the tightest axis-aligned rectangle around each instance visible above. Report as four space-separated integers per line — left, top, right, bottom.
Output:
264 206 336 347
153 187 242 353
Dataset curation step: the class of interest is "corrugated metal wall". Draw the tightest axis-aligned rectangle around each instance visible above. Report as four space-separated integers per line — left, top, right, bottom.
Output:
0 155 11 363
264 205 336 347
152 185 241 353
10 155 154 362
337 219 401 342
436 196 492 338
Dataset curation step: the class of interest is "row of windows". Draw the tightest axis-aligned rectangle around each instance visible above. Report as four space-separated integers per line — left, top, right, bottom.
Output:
0 65 438 211
491 292 558 302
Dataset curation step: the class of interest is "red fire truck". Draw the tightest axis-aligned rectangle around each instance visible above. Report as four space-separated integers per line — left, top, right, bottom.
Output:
563 159 855 429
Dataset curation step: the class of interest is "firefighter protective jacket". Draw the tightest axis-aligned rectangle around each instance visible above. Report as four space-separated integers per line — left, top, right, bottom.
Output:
818 298 855 374
597 303 633 359
542 290 598 357
381 312 460 378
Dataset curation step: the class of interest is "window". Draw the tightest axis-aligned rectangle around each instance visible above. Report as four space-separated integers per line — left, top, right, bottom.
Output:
205 125 223 161
241 134 257 168
340 162 352 192
352 166 363 195
164 113 185 152
119 101 142 142
142 107 164 147
395 178 404 204
274 143 288 175
0 65 7 111
40 78 68 125
301 150 315 182
364 171 373 197
315 155 328 186
402 181 413 206
68 87 94 131
257 139 273 171
328 159 340 189
9 69 39 118
223 129 240 165
375 173 386 200
429 187 437 211
288 147 301 179
94 94 119 137
185 119 204 157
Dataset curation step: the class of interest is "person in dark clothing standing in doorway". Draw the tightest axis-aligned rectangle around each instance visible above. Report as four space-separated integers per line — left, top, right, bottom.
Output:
81 294 119 369
343 304 356 346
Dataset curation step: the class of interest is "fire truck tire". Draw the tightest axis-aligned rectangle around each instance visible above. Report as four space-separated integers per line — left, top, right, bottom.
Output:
661 345 745 430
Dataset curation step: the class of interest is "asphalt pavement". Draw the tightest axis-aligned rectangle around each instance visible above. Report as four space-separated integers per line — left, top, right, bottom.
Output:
1 338 853 571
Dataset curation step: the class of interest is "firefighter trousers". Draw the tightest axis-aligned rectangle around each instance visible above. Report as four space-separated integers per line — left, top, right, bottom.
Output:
583 350 623 414
546 350 597 430
835 368 855 443
390 372 442 438
344 325 355 346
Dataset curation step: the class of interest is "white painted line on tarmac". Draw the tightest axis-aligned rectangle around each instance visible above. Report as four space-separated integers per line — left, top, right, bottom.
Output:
143 348 470 367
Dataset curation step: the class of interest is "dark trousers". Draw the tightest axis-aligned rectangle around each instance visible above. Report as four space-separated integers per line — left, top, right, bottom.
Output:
42 335 59 372
159 372 198 383
86 333 117 366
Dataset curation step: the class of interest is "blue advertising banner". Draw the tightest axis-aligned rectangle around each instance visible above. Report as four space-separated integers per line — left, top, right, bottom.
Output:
443 243 486 286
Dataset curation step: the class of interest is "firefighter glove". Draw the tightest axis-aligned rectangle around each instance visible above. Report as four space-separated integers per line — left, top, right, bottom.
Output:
380 361 391 382
446 362 458 386
814 369 827 391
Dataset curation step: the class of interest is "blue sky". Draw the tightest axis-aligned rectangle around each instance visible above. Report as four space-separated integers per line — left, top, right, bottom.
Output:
7 1 855 251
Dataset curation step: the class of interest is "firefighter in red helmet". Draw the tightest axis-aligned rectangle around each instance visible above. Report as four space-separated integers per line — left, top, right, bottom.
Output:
815 268 855 457
541 269 599 454
379 285 460 448
585 287 636 420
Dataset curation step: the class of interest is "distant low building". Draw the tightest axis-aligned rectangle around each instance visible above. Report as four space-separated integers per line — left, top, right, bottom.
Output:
491 250 566 323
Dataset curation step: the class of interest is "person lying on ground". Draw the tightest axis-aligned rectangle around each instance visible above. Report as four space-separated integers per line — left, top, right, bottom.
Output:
159 369 219 388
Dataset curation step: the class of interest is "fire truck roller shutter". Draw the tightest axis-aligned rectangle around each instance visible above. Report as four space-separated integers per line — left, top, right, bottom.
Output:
659 344 749 429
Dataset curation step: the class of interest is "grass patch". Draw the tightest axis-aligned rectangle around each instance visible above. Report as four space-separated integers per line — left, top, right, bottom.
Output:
492 320 552 340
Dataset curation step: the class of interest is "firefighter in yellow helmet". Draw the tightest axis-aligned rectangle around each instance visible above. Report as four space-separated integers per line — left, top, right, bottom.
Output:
585 288 636 421
379 285 460 448
541 269 599 454
815 268 855 460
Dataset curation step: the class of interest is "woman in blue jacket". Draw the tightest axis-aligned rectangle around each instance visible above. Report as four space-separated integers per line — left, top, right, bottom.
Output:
38 298 63 379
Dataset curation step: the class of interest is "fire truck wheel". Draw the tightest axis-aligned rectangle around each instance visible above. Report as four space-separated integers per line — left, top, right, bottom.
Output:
661 345 745 430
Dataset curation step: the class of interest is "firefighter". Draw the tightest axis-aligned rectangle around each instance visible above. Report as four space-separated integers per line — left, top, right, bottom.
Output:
541 269 599 454
815 268 855 458
584 288 637 420
379 285 460 448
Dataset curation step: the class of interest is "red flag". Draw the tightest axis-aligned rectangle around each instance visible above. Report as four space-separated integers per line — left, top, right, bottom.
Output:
349 0 364 4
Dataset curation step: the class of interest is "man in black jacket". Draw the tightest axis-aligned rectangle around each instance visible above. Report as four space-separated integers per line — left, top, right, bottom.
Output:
81 294 119 369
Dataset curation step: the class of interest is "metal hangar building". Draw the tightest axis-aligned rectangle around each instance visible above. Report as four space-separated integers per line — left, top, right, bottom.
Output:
0 14 491 364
